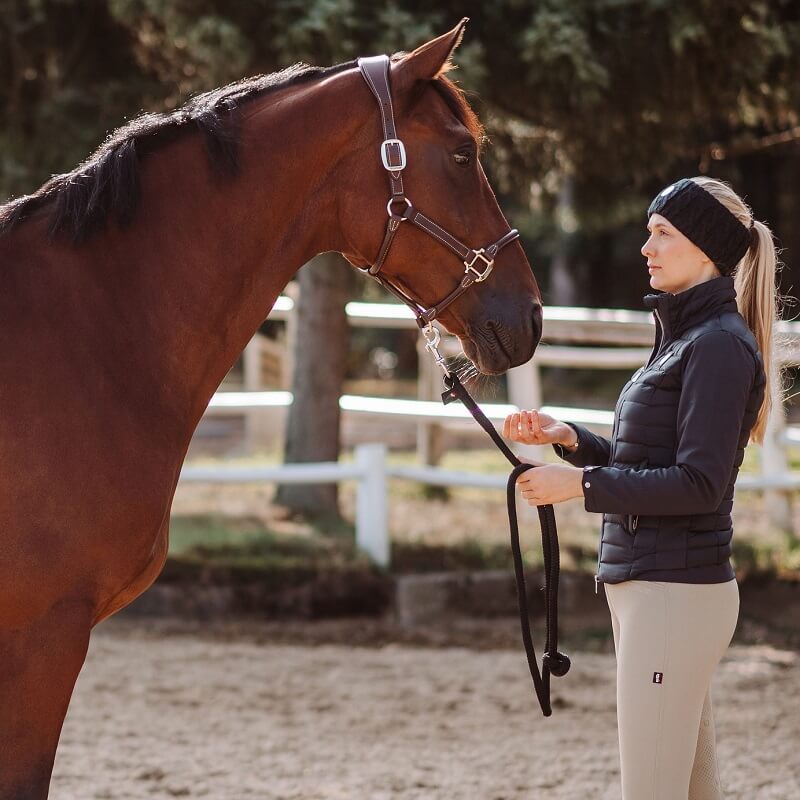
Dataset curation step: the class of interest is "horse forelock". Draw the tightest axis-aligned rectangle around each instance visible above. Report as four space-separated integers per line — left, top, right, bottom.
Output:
430 75 486 154
0 60 357 243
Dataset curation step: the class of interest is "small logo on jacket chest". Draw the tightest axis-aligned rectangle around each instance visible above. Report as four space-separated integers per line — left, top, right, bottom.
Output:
653 672 664 684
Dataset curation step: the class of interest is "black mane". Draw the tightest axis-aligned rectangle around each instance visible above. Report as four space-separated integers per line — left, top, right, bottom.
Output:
0 60 357 242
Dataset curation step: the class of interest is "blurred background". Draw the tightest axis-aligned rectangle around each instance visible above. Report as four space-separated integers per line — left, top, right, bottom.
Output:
2 4 800 796
4 0 800 304
4 0 800 622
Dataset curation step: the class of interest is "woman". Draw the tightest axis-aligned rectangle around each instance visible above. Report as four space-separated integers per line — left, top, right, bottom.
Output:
503 176 782 799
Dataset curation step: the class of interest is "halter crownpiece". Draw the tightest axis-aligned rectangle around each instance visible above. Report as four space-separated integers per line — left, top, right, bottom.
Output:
356 54 520 328
647 178 752 276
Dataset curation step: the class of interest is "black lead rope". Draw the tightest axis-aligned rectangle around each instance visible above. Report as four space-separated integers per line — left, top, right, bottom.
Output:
441 372 571 717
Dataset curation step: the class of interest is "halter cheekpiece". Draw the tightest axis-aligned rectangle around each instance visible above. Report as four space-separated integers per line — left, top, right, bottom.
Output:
356 55 520 329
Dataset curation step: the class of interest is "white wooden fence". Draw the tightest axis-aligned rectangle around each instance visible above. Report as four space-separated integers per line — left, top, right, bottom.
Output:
179 439 800 568
181 444 390 565
191 296 800 549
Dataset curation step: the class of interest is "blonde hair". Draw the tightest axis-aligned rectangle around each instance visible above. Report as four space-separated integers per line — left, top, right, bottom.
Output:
690 175 790 444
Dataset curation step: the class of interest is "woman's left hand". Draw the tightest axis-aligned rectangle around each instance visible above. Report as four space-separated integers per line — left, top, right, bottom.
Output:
516 459 585 506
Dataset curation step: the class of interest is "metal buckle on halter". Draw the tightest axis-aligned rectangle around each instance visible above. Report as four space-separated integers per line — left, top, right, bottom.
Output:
381 138 407 172
463 249 494 282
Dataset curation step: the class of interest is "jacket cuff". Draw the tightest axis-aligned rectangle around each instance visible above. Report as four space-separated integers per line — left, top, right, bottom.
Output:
581 465 602 512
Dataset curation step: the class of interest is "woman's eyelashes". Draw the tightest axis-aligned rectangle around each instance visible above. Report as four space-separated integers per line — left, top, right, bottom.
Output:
644 230 669 247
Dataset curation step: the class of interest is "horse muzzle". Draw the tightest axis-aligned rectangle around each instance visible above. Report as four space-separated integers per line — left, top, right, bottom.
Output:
461 302 542 375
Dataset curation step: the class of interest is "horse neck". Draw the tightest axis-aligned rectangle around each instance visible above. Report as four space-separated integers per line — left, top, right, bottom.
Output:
92 69 367 433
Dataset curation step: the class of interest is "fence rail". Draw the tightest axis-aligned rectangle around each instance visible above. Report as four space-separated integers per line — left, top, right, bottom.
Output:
179 442 800 567
197 297 800 539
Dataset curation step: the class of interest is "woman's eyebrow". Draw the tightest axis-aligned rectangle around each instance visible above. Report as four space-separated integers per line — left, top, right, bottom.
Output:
647 222 669 232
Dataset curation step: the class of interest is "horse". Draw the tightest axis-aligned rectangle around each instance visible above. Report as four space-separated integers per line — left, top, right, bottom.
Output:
0 18 542 798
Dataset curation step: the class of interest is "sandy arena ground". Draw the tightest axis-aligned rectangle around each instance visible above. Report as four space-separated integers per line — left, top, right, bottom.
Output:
51 617 799 800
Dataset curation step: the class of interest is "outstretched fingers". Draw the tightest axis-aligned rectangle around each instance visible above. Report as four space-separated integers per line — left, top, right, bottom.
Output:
503 410 541 444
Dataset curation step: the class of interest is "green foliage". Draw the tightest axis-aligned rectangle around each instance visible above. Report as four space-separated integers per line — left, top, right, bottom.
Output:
480 1 800 221
2 0 799 290
4 1 799 195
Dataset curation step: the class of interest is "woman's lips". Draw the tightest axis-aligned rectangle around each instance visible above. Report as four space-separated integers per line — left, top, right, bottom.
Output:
648 265 661 271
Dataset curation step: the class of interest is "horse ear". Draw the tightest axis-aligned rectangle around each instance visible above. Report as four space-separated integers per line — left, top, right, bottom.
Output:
392 18 468 92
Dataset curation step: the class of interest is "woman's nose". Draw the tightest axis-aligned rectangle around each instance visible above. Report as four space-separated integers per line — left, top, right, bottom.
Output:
641 237 654 258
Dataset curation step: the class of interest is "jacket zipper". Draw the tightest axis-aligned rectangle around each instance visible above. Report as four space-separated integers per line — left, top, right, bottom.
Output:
648 308 665 366
598 312 662 595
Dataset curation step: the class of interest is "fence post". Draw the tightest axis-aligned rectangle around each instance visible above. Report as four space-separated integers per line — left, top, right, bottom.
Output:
416 337 445 465
284 281 300 386
507 358 545 522
243 335 264 453
507 358 545 460
355 443 390 566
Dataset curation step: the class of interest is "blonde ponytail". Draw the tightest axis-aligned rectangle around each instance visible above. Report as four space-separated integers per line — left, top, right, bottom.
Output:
691 176 791 444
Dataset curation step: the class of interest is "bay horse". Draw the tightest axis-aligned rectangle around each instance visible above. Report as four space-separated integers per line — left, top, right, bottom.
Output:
0 19 542 798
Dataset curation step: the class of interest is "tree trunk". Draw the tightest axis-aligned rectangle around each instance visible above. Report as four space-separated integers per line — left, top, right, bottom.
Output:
548 174 587 390
274 252 353 520
550 174 583 306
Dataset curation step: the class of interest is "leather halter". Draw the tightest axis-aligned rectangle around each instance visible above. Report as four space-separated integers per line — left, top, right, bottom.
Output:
356 55 521 329
357 56 571 718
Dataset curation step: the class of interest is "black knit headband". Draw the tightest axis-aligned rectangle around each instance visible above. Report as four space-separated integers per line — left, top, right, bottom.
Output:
647 178 753 276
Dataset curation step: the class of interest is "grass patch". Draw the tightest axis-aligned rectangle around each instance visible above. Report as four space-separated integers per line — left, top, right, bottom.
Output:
169 514 365 572
392 538 513 573
172 445 800 579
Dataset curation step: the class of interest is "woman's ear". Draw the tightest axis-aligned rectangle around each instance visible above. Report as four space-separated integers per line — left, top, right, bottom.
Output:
390 18 468 96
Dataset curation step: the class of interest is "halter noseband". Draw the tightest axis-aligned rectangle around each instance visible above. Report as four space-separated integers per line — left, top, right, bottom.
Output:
356 55 520 330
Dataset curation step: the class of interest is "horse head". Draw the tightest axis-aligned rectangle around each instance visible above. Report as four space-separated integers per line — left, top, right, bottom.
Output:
338 19 543 375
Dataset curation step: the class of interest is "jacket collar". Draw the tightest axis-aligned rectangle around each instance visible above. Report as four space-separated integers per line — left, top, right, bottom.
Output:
642 275 738 341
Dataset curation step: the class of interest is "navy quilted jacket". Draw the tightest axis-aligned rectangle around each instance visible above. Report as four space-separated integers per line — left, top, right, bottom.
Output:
553 275 766 586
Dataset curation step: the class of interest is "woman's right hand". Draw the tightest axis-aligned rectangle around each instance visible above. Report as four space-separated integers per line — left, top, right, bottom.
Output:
502 409 574 447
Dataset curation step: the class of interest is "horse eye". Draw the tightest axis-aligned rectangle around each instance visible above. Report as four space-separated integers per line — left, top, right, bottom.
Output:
453 152 472 167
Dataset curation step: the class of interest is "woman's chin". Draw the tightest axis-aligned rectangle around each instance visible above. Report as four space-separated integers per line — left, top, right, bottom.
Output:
649 273 679 294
